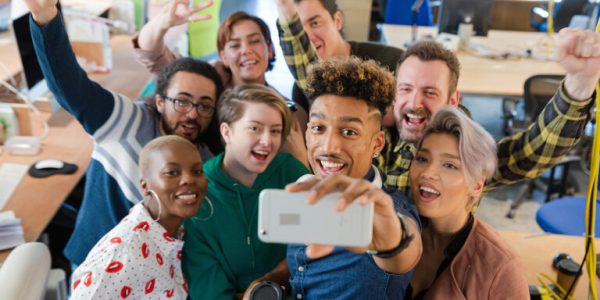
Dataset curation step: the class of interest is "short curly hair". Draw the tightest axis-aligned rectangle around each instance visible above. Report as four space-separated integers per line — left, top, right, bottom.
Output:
305 57 395 116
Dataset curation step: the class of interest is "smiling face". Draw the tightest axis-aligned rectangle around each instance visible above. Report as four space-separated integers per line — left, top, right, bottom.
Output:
141 142 207 220
219 19 273 86
296 0 345 58
156 71 217 143
221 102 284 182
306 95 384 179
394 56 459 143
409 133 481 223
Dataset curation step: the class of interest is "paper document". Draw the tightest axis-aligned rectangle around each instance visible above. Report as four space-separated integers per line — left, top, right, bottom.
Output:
0 163 28 210
0 210 25 250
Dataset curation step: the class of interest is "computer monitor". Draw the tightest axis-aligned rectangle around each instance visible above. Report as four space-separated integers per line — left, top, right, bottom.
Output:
11 1 62 101
438 0 496 36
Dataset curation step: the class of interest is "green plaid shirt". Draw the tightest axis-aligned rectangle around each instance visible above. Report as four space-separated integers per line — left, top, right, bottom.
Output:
277 14 319 90
376 83 595 193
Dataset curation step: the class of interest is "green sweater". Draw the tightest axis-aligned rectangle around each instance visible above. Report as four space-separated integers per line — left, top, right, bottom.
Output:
183 152 308 299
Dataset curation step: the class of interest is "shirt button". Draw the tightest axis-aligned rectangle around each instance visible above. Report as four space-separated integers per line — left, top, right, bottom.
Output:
298 266 304 272
296 294 303 299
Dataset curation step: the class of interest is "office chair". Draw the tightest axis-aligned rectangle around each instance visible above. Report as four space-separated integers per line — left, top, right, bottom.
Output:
502 75 581 218
384 0 433 26
0 242 51 300
536 177 599 236
530 0 589 32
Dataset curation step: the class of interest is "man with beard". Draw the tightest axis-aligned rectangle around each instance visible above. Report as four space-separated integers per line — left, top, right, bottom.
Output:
24 0 223 268
378 35 600 192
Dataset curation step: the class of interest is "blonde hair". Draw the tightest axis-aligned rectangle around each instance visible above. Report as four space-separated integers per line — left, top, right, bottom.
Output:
139 135 199 177
417 106 497 188
217 84 292 141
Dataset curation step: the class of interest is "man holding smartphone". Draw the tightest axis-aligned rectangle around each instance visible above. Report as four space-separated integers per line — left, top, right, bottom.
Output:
280 57 423 299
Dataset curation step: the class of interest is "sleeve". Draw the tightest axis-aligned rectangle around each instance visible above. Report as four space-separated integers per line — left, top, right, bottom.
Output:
70 235 145 299
488 258 529 299
276 14 319 91
29 13 115 134
183 219 237 300
487 81 594 190
131 33 179 74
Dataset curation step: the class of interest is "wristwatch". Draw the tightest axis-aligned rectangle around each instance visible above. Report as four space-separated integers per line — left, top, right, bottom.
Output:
367 212 414 258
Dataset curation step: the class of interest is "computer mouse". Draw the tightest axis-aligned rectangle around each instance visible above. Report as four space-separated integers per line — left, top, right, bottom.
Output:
34 159 65 170
28 160 78 178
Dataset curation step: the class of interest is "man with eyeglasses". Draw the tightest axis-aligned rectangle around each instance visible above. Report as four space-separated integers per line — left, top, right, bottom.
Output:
25 0 224 269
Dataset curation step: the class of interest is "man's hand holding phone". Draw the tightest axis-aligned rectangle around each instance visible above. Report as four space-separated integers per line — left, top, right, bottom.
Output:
284 174 403 259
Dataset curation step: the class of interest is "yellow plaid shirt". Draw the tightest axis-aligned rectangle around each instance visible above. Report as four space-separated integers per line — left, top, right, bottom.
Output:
376 84 595 193
277 14 319 90
278 15 595 194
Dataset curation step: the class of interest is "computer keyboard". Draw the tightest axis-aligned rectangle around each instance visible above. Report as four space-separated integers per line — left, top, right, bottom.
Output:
0 163 28 210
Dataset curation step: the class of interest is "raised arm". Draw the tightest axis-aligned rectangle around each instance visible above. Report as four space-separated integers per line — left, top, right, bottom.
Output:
489 29 600 188
27 0 116 134
133 0 212 73
273 0 319 90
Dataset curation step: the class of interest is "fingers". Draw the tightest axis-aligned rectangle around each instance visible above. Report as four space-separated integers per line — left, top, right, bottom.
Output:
305 244 335 259
555 28 600 59
305 175 353 205
285 177 319 192
189 0 214 13
336 179 373 211
188 14 212 22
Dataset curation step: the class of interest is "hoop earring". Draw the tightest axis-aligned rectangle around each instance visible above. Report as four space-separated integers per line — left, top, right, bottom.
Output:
194 196 214 221
146 190 162 222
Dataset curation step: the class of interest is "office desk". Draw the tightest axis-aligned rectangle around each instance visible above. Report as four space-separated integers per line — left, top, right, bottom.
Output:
0 34 151 263
500 231 600 300
381 25 564 96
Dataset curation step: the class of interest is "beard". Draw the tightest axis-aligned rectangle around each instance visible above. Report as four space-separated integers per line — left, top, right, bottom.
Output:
395 107 432 143
161 117 204 145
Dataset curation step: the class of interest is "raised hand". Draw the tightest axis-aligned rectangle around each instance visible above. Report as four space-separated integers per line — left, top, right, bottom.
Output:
24 0 58 25
156 0 213 31
553 28 600 101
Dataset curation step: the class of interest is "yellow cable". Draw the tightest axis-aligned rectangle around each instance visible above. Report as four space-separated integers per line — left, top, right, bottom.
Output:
537 272 572 300
583 17 600 300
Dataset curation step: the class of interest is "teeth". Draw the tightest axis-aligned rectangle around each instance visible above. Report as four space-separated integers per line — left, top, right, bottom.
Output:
420 186 440 195
321 160 344 169
241 60 257 66
254 150 269 155
183 124 196 129
406 113 424 119
176 193 196 199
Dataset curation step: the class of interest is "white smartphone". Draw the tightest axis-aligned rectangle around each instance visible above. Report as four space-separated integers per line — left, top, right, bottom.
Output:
258 189 374 247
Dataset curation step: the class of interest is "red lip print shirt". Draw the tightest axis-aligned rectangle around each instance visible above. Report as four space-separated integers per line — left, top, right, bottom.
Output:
70 203 187 299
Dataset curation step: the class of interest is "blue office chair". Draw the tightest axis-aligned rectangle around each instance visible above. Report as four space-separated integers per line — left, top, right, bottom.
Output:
384 0 433 26
536 196 600 237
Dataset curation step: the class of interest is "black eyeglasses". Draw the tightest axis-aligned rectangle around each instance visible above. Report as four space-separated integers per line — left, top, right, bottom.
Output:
163 96 215 117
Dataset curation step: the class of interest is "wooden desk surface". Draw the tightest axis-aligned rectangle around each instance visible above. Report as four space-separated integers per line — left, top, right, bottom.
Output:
500 231 600 300
0 34 151 262
381 25 564 96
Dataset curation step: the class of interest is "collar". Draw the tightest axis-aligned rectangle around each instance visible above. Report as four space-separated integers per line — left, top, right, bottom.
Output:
298 165 382 188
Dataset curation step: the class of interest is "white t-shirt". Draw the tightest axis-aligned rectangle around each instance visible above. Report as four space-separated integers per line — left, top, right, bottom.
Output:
70 203 187 299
